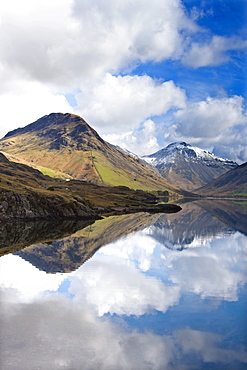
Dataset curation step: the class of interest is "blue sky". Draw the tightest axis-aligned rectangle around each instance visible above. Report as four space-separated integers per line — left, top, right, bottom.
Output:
0 0 246 162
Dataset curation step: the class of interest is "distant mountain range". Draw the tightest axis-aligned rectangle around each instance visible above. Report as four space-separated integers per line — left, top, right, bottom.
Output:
0 113 184 195
142 142 238 191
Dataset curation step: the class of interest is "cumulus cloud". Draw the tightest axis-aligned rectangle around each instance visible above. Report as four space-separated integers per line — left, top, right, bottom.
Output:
0 0 196 89
102 119 160 156
160 95 247 162
183 36 247 68
0 78 75 138
76 73 186 133
0 0 245 159
174 96 247 138
0 0 194 140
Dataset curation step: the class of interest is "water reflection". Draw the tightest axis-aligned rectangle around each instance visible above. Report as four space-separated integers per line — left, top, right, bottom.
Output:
0 201 247 369
0 219 94 256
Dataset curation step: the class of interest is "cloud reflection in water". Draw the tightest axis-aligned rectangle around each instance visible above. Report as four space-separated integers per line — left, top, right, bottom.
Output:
0 207 247 369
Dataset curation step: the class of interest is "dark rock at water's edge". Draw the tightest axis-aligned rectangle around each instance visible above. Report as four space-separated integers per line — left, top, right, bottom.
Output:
0 190 98 221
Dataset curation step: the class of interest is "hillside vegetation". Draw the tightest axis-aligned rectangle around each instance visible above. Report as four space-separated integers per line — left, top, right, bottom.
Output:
0 152 181 221
0 113 185 195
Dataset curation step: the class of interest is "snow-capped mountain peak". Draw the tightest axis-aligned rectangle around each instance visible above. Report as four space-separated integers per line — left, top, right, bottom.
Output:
141 142 238 191
142 142 236 165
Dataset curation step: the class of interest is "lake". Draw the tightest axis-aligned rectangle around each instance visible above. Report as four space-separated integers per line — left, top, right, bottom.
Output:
0 200 247 369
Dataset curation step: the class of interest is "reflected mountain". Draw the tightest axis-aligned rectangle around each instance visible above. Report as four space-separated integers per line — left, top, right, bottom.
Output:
9 200 247 273
197 199 247 236
146 201 236 250
14 212 158 273
0 219 94 256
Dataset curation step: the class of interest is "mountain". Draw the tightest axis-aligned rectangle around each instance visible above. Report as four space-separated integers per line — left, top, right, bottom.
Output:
142 142 238 191
0 151 181 221
0 152 97 220
196 162 247 197
0 113 184 194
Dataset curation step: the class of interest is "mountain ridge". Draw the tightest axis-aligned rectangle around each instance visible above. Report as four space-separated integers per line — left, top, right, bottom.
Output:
0 113 186 194
142 142 238 191
0 151 182 222
196 161 247 197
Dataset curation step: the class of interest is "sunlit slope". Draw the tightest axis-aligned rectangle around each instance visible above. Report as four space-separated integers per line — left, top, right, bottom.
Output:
0 113 184 194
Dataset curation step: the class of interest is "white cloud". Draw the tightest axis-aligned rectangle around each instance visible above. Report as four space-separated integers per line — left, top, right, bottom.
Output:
160 95 247 162
183 36 247 68
76 73 186 133
0 0 195 89
102 119 160 156
174 96 247 138
0 0 245 162
0 78 75 138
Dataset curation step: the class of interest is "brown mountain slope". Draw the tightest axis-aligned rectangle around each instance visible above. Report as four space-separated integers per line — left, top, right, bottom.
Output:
142 142 238 191
0 152 181 221
0 113 185 194
196 162 247 197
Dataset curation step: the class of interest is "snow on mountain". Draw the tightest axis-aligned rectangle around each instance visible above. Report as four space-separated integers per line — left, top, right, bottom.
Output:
141 142 238 191
142 142 235 166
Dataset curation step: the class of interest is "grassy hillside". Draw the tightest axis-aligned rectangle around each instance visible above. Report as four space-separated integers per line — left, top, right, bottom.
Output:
0 113 185 195
0 152 181 221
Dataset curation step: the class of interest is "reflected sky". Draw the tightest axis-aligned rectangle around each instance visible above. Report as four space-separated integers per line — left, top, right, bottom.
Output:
0 203 247 369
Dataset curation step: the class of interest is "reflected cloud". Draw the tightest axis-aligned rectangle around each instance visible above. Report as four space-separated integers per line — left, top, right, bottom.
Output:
0 201 247 369
158 231 247 301
0 289 174 370
1 219 246 310
146 200 236 250
69 255 180 316
0 254 65 302
0 289 246 370
175 328 247 366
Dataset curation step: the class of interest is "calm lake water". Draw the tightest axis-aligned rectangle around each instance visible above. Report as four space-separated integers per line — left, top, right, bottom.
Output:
0 200 247 369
